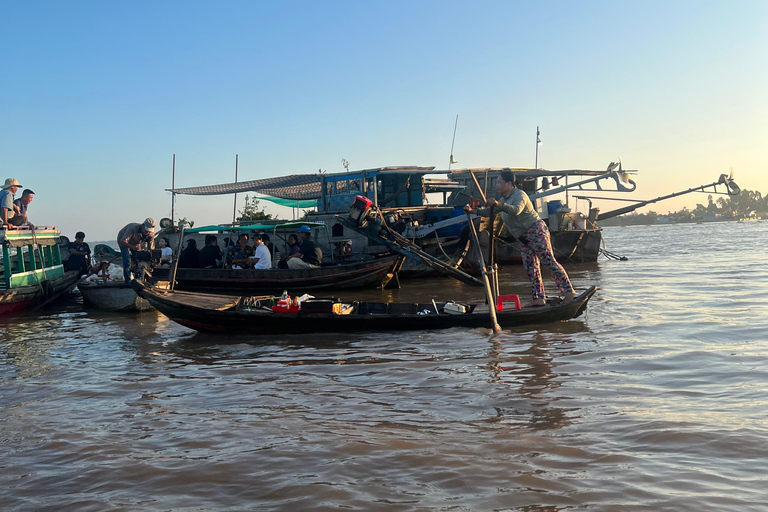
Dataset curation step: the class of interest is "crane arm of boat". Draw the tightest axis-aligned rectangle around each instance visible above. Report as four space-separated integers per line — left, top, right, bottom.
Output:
530 168 637 201
402 214 477 239
336 215 484 287
596 174 740 221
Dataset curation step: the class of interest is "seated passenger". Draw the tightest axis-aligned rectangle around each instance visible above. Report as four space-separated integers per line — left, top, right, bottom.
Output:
158 237 173 267
260 233 275 259
287 225 322 269
64 231 91 275
178 239 201 268
250 234 272 270
226 234 255 269
199 234 223 268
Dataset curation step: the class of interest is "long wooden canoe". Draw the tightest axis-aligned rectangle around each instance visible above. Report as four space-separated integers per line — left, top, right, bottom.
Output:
132 279 596 335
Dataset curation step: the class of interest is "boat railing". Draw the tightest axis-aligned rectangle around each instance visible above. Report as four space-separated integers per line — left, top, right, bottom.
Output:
1 227 65 290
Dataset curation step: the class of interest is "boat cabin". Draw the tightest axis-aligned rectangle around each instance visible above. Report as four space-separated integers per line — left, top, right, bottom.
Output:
1 227 66 291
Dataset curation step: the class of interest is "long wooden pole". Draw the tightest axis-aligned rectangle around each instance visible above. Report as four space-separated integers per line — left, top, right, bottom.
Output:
469 170 487 203
171 154 176 225
232 154 238 225
466 211 500 334
169 223 186 292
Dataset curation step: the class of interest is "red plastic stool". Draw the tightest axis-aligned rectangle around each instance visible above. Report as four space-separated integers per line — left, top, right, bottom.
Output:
496 294 521 311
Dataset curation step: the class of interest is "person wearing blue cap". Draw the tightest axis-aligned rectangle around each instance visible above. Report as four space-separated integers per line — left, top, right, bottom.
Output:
287 225 322 269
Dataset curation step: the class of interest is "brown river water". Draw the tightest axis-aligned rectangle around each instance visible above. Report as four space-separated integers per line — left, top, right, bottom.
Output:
2 222 767 511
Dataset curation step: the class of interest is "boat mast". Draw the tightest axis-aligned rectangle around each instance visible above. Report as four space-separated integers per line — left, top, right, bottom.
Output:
232 154 238 225
171 154 176 225
448 115 459 171
535 126 541 169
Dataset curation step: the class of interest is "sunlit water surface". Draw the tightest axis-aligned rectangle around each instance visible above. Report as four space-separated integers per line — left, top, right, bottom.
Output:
2 221 767 511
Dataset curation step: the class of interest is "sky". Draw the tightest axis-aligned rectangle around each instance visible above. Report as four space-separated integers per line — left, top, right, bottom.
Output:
2 0 766 240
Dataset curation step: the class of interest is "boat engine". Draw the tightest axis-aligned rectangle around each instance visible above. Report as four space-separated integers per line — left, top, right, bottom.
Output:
348 195 374 228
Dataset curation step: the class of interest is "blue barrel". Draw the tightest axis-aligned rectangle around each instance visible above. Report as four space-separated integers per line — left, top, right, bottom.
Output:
548 200 563 214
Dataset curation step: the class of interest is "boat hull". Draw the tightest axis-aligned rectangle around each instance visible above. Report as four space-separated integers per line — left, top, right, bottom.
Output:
132 280 596 335
169 255 402 295
0 271 81 317
79 282 153 312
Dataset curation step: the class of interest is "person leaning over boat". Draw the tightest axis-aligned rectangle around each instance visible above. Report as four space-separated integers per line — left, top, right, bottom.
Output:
199 234 223 268
464 170 575 307
249 234 272 270
116 217 156 285
0 178 25 229
225 233 255 269
64 231 92 275
13 188 35 229
287 225 322 269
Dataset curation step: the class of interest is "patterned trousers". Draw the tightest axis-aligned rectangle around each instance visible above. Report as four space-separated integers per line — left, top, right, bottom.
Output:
517 220 574 300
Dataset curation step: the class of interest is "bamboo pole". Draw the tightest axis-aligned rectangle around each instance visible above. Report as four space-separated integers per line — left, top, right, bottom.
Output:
465 211 500 334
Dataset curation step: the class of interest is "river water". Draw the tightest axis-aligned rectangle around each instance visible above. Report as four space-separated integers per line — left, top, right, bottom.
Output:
2 221 767 511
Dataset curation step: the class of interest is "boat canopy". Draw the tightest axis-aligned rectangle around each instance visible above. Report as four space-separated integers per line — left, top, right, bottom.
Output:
184 221 326 234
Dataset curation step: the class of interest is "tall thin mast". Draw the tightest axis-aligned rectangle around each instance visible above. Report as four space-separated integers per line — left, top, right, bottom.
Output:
231 154 238 225
448 115 459 171
171 154 176 225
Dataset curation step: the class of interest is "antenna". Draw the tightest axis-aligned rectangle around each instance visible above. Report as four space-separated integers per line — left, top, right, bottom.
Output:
448 115 459 170
535 126 542 169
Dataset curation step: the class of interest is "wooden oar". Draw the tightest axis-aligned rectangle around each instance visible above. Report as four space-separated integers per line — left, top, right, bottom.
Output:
465 210 500 334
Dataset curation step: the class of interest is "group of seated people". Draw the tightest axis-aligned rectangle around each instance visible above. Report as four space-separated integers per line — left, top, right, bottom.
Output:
174 225 323 270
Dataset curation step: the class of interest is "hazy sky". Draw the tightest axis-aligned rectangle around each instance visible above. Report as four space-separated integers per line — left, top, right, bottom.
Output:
2 1 766 240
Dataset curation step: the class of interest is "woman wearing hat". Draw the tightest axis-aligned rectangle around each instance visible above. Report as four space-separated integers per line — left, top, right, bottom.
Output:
0 178 24 229
465 170 575 307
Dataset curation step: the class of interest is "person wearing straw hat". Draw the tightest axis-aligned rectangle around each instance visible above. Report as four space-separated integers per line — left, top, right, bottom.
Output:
0 178 25 229
116 217 156 285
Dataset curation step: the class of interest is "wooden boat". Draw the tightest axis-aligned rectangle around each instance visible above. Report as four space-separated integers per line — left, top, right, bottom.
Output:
79 281 153 312
1 227 81 316
165 254 403 295
132 279 596 335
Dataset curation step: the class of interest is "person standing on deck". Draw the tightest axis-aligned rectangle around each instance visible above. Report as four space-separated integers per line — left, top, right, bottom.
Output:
287 225 322 269
116 218 156 285
464 170 575 307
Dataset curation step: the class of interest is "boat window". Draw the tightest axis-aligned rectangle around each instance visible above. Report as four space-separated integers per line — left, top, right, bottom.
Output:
332 223 344 237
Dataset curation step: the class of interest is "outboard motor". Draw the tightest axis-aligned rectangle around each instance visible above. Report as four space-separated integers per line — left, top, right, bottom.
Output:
348 195 373 228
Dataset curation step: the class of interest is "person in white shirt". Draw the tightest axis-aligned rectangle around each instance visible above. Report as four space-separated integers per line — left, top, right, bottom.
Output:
250 234 272 270
158 237 173 266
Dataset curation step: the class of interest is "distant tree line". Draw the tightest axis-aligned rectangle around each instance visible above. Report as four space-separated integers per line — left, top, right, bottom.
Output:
600 189 766 226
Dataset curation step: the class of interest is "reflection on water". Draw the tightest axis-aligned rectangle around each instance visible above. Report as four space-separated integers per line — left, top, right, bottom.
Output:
2 221 768 511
